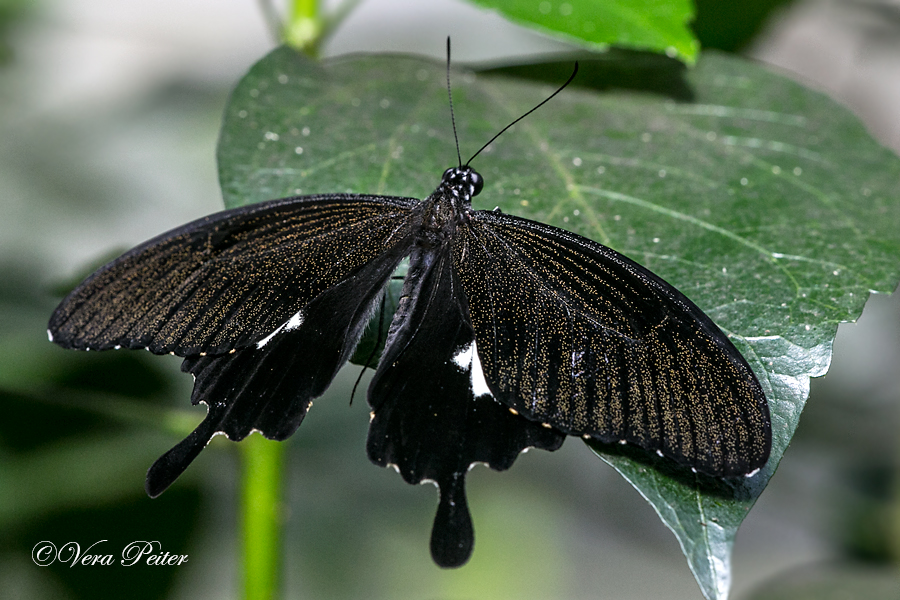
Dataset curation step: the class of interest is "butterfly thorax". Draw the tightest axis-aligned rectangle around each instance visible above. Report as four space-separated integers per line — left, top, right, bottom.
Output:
418 166 484 247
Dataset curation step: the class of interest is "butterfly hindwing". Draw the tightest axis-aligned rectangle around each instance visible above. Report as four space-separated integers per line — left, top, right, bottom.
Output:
49 194 421 356
145 235 415 497
453 210 771 477
366 242 564 568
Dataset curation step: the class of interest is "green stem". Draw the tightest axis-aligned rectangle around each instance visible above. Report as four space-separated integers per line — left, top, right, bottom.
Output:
241 434 285 600
285 0 322 54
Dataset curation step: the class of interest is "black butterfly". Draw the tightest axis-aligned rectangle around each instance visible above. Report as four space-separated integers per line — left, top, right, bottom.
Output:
48 53 771 569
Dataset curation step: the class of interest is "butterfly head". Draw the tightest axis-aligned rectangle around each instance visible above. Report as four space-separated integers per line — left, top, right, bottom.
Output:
441 166 484 200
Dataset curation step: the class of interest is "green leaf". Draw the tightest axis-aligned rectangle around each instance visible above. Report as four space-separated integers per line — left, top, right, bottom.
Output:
348 267 405 367
217 47 900 599
692 0 794 52
464 0 698 64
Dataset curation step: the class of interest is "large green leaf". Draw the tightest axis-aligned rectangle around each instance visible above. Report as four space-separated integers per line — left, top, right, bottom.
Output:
464 0 698 64
216 47 900 599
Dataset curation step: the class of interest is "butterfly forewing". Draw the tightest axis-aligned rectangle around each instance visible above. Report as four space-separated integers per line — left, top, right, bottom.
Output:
453 210 771 477
49 194 421 356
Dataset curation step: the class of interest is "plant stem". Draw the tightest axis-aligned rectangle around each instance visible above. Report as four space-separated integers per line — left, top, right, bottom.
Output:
241 434 285 600
285 0 321 54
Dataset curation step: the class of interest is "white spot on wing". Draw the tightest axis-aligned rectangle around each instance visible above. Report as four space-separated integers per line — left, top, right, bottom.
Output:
47 329 53 342
284 311 304 331
451 340 492 398
256 309 305 349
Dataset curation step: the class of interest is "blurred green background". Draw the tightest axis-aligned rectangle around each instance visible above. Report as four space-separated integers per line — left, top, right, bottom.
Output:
2 1 900 599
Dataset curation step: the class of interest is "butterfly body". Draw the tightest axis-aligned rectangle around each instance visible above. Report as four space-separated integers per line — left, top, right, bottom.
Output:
50 163 770 568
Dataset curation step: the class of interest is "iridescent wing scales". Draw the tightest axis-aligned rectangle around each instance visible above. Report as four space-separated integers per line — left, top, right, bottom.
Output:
453 210 771 477
49 194 421 356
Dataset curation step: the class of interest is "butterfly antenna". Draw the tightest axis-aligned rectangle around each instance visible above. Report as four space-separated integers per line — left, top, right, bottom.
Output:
446 37 463 167
350 294 388 405
466 62 579 166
